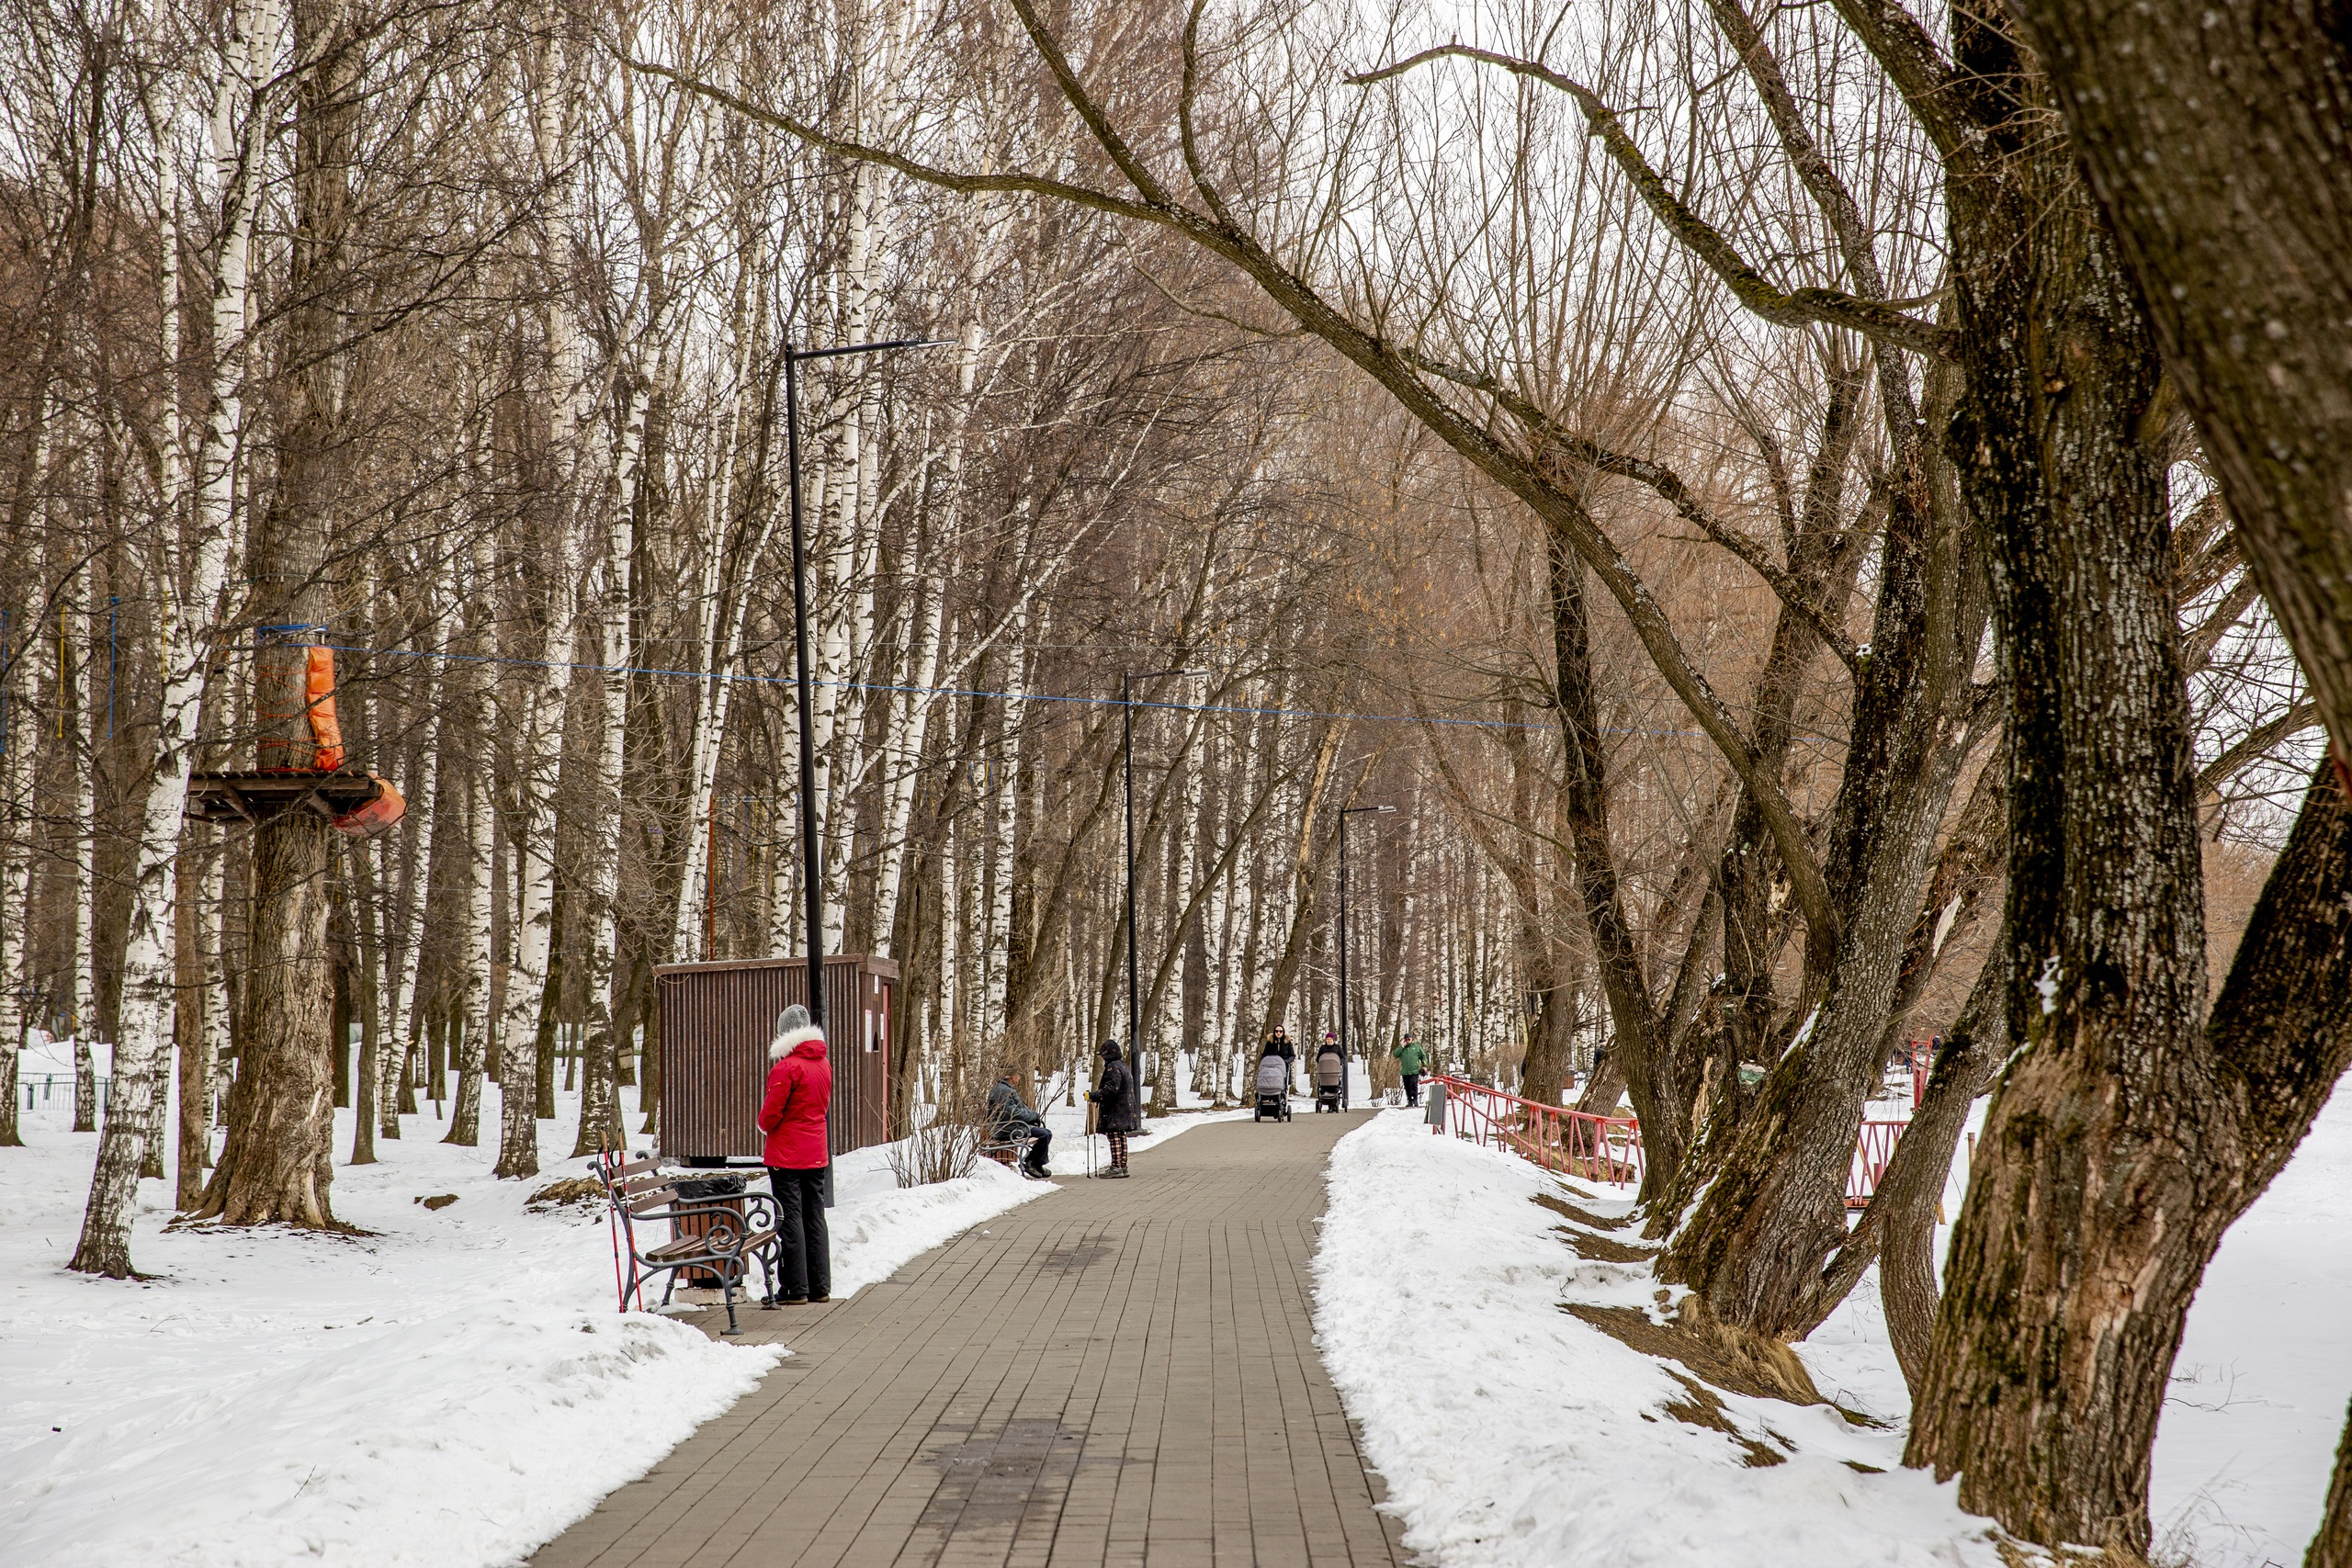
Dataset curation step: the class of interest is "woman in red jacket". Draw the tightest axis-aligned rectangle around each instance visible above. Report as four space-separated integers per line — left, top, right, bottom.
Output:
758 1005 832 1303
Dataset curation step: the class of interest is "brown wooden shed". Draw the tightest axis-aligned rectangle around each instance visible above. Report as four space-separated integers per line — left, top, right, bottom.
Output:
655 954 898 1165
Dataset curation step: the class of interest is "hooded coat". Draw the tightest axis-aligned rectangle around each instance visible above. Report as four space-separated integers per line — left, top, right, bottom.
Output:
758 1023 833 1168
1089 1043 1140 1134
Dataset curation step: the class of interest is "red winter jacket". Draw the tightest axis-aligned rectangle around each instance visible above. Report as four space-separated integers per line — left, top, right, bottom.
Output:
757 1028 833 1168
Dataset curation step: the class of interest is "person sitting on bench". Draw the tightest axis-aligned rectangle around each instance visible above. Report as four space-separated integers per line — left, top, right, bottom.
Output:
988 1074 1053 1179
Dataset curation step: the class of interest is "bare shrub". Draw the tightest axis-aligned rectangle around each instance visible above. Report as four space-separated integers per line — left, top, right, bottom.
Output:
886 1076 990 1188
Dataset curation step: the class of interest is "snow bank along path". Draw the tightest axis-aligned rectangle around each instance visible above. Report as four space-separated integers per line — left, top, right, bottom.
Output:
1317 1089 2352 1568
0 1075 1235 1568
1314 1110 2006 1567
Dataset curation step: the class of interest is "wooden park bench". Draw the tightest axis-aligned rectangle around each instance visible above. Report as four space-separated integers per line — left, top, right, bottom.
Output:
595 1156 780 1336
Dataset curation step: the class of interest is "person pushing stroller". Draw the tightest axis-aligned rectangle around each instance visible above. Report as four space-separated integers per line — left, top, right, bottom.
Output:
1254 1029 1295 1122
1314 1032 1345 1112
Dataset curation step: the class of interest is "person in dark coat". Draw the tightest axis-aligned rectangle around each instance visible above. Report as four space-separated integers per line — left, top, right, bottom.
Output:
1259 1027 1296 1094
1088 1039 1139 1178
757 1005 832 1303
987 1074 1053 1179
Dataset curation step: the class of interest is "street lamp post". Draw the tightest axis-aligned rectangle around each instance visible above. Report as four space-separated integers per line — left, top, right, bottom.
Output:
1337 804 1395 1108
1122 666 1202 1100
781 335 947 1034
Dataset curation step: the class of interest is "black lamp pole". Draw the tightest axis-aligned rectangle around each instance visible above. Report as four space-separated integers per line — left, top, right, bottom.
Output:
1122 666 1201 1092
782 335 947 1030
1337 804 1395 1107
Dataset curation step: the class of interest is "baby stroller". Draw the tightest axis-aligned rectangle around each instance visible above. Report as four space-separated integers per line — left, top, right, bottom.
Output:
1253 1053 1293 1122
1313 1052 1344 1112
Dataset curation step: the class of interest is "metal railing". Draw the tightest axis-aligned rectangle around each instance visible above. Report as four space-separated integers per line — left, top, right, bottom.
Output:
20 1074 112 1112
1430 1070 1917 1210
1849 1117 1907 1208
1427 1074 1645 1186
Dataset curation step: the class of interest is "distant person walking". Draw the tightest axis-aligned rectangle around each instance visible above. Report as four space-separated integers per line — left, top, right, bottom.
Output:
1089 1040 1139 1178
759 1005 832 1303
988 1073 1054 1179
1391 1032 1429 1108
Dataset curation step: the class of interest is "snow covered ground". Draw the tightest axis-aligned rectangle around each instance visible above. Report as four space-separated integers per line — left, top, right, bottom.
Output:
1316 1083 2352 1568
0 1052 1236 1568
2153 1084 2352 1568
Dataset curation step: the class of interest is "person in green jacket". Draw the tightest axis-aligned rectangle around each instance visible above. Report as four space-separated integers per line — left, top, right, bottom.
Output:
1391 1034 1429 1107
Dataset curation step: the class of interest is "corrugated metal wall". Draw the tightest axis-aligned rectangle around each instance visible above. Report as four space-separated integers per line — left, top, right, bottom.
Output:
655 955 897 1162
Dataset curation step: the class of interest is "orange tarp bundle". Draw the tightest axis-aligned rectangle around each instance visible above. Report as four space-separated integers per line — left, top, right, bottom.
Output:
333 777 404 839
306 645 345 771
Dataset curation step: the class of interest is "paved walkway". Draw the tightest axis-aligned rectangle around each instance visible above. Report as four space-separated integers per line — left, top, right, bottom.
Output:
532 1108 1408 1568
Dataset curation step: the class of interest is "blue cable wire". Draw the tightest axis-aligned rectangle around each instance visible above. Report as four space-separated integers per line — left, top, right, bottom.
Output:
303 640 1706 741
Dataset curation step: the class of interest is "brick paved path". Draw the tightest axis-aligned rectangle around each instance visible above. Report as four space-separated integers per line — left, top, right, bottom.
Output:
531 1108 1407 1568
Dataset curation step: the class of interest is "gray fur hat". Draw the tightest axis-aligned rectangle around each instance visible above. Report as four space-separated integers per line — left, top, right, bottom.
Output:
770 1004 825 1060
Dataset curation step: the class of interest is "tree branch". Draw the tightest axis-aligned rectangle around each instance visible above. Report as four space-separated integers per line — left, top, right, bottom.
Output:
1004 0 1179 210
1346 44 1958 359
1392 340 1864 674
1818 0 1978 165
618 53 1169 229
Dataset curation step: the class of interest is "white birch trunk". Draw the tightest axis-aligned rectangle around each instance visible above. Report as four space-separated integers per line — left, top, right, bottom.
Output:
574 382 645 1156
67 64 254 1265
671 307 763 964
492 512 581 1179
869 323 982 950
71 582 97 1131
445 527 498 1146
384 634 438 1100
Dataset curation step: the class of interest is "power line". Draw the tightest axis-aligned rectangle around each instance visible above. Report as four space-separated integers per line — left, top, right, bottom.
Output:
316 642 1708 742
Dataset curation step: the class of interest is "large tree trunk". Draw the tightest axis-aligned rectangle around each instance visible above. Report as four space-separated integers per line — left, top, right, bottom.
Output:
201 811 338 1224
2006 0 2352 786
73 437 238 1266
199 0 353 1229
1544 532 1674 1193
1917 755 2352 1551
1654 412 1974 1343
1904 42 2352 1539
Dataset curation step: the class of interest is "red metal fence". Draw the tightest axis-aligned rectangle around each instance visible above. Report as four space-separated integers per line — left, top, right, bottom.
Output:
1430 1071 1917 1208
1428 1075 1645 1186
1850 1118 1906 1208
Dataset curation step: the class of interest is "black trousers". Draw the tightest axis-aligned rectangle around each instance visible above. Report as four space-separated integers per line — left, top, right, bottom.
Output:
766 1166 831 1300
1403 1073 1421 1106
1023 1126 1053 1169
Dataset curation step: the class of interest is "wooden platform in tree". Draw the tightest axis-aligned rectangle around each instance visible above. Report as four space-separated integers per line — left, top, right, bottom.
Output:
186 770 401 835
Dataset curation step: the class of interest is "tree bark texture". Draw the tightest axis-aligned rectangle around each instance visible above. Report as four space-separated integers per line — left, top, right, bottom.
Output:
1917 750 2352 1551
2312 1393 2352 1568
1900 45 2352 1538
198 813 338 1225
2007 0 2352 786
